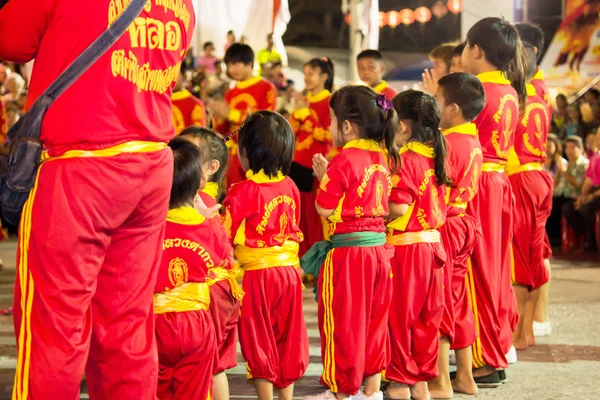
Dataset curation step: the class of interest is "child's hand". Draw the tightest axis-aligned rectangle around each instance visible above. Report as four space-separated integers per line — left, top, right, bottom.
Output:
422 68 439 95
312 154 329 181
293 92 308 110
207 99 230 119
194 194 221 218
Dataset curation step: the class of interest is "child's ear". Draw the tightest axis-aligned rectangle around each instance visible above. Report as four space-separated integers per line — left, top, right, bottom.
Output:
342 120 353 136
207 159 220 176
473 44 483 60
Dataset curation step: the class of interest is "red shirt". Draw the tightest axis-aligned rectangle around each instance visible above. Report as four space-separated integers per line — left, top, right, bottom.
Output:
508 85 550 167
474 71 519 163
316 139 392 235
530 69 552 121
198 182 220 223
0 0 195 156
373 80 397 101
289 90 333 169
444 123 483 217
155 207 231 293
388 143 447 233
223 170 304 248
172 90 207 135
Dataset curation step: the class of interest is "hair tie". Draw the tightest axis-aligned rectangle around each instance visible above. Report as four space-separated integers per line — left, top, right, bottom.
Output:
376 94 393 112
224 123 243 142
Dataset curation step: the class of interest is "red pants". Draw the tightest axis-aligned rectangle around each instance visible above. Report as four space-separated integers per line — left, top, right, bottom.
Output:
509 171 553 290
238 266 309 389
467 171 515 369
386 243 445 385
299 189 325 257
226 152 246 189
208 281 240 374
156 310 217 400
12 151 172 400
319 246 393 395
440 215 479 349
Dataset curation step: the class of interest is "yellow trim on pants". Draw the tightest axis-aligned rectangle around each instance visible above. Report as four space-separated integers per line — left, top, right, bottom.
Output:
321 249 338 392
466 258 485 368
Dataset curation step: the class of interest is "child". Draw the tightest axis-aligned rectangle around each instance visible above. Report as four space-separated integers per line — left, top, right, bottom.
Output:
384 90 451 400
303 86 399 400
223 111 309 400
172 69 207 135
422 42 456 95
428 73 486 398
507 44 553 350
197 41 219 74
461 17 526 384
516 23 551 116
155 138 224 399
208 43 278 188
289 57 334 256
450 43 465 73
357 50 397 100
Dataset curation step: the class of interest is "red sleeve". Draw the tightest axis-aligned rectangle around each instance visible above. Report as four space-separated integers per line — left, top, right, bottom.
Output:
316 157 349 209
222 183 252 243
290 108 332 144
191 101 206 127
263 81 278 111
390 155 418 205
0 0 54 62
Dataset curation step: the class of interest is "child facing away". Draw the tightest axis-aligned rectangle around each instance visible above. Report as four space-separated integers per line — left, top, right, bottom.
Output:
428 73 486 399
302 85 400 400
155 138 230 399
356 50 397 100
384 90 451 400
222 111 309 400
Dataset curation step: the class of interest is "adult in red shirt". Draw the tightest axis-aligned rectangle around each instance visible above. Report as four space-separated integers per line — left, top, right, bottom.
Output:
0 1 195 399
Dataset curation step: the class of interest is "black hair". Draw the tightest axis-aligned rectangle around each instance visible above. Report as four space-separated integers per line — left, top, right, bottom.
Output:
179 126 229 194
330 85 400 173
213 59 222 68
587 88 600 100
437 73 486 121
238 111 295 178
203 41 214 50
392 90 453 187
556 94 567 102
227 30 234 36
305 57 335 92
565 135 584 149
271 61 283 69
224 43 254 67
524 44 538 80
466 17 527 108
168 137 204 209
357 49 384 61
453 42 465 57
515 22 544 61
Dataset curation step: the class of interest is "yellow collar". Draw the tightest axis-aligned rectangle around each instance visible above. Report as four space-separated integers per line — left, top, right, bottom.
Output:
532 68 544 81
171 89 192 101
307 89 331 103
443 122 477 136
236 76 263 90
526 84 536 97
373 80 389 93
201 182 219 200
246 169 286 184
477 71 511 85
167 207 206 225
343 139 382 152
400 142 435 158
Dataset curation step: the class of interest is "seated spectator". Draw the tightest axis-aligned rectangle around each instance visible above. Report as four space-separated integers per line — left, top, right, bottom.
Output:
545 134 564 178
17 90 26 113
2 72 24 103
197 42 219 74
208 60 230 93
563 104 586 139
4 100 19 130
546 136 589 246
585 88 600 107
552 94 568 133
277 79 295 117
586 131 599 159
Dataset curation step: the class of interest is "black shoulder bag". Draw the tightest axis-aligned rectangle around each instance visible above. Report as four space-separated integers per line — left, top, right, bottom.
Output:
0 0 147 226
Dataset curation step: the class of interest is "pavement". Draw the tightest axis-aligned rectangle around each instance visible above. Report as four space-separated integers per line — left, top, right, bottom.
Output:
0 238 598 399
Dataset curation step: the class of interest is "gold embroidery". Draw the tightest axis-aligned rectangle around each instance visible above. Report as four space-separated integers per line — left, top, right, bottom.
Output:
168 257 188 287
355 206 365 218
372 180 385 216
257 196 298 235
357 164 392 197
419 169 436 195
223 208 233 239
274 214 290 244
172 105 185 134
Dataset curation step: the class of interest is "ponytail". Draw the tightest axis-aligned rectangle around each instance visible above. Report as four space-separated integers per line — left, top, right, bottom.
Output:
508 39 528 110
306 57 335 92
382 108 401 174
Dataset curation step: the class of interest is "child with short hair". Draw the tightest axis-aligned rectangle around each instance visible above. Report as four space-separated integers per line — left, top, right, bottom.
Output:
428 72 486 398
357 49 397 100
302 85 400 400
450 43 465 73
385 91 451 400
223 111 309 400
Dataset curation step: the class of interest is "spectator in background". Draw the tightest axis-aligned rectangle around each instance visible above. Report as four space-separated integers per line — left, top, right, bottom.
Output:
428 42 456 78
4 100 18 130
547 136 589 246
0 61 9 92
277 79 295 118
586 131 599 159
208 60 230 93
450 42 465 73
257 33 282 76
584 88 600 107
2 72 24 103
224 30 235 53
197 42 219 74
240 35 248 45
564 104 586 139
268 61 286 90
552 94 568 133
545 134 564 179
17 90 26 113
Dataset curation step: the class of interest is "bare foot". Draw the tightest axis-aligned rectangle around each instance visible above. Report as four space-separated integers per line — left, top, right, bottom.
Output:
411 382 430 400
526 334 536 347
386 383 411 400
472 365 496 378
512 336 528 350
428 376 453 399
452 377 478 395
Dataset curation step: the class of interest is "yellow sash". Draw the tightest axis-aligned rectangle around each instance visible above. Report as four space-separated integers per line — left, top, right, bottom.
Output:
387 229 441 246
505 162 543 176
481 162 505 173
154 282 211 314
235 240 300 271
449 201 467 209
207 267 245 301
42 141 167 162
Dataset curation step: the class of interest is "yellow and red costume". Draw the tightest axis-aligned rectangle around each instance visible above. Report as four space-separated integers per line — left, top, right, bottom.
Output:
439 123 483 350
315 139 394 395
530 69 552 121
467 71 519 369
155 207 226 399
373 80 397 101
219 77 277 187
223 170 308 389
289 89 333 256
172 89 207 135
385 143 447 385
507 85 552 291
198 182 221 223
1 1 195 398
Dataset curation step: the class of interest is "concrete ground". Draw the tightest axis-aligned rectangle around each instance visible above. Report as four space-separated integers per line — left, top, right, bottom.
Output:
0 239 598 399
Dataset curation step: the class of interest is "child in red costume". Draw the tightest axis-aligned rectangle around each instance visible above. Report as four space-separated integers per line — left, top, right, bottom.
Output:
223 111 309 400
462 17 527 384
289 57 334 256
302 86 400 400
507 45 552 350
429 73 486 399
208 44 277 188
357 50 397 100
154 138 222 399
384 90 451 400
